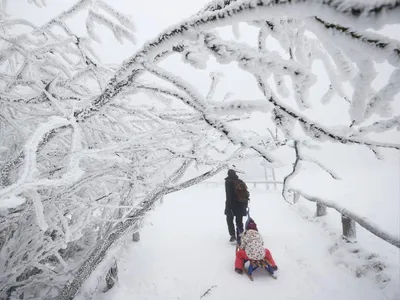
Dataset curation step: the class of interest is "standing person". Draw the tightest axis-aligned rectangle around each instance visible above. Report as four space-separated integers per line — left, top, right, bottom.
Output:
225 169 249 242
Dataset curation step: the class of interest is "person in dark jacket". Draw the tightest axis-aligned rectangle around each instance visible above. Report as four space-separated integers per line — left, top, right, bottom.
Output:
225 169 248 242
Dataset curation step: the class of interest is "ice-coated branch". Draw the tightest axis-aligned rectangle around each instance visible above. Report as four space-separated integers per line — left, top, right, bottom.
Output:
55 161 226 300
1 0 399 298
67 0 397 123
203 31 315 109
142 61 277 163
87 9 136 44
35 0 92 33
164 162 227 194
365 69 400 119
310 16 400 67
0 117 71 199
349 59 376 124
72 0 400 128
95 0 135 31
206 72 222 101
282 140 301 204
358 116 400 134
301 154 341 180
257 77 400 150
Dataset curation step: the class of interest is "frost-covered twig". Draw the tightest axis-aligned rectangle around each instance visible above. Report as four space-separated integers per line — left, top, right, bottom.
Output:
282 138 341 203
142 61 277 163
75 0 400 120
56 162 227 300
301 154 341 180
310 17 400 67
206 72 221 101
200 285 217 299
259 78 400 150
1 0 399 298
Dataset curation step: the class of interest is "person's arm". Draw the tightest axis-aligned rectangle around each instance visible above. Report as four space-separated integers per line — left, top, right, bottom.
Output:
225 180 234 210
240 231 248 249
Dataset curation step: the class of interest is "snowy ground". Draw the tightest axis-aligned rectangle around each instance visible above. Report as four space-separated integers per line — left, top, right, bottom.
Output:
97 186 400 300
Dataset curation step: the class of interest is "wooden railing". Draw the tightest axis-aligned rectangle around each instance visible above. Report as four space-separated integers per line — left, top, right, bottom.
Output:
200 182 400 249
291 189 400 249
202 180 283 190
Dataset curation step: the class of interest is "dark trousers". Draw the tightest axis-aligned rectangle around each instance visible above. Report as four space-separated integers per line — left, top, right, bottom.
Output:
226 214 243 238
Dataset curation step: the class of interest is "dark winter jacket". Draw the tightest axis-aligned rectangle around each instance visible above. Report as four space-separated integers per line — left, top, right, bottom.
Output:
224 174 248 217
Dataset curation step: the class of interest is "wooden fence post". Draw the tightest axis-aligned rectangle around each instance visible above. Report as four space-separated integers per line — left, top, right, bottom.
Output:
292 192 300 204
316 203 327 217
271 169 277 190
342 214 356 242
132 232 140 242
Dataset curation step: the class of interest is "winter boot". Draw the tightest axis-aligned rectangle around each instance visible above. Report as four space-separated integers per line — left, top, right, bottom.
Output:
235 268 243 274
229 235 236 242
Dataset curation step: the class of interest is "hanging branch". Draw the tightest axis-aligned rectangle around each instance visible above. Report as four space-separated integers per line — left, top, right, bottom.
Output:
282 140 301 204
141 61 278 163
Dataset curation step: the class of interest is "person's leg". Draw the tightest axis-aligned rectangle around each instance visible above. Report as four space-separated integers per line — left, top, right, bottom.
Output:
226 214 235 237
235 215 244 239
264 248 277 269
235 249 249 271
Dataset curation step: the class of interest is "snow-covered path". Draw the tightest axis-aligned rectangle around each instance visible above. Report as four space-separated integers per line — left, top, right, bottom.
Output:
98 186 393 300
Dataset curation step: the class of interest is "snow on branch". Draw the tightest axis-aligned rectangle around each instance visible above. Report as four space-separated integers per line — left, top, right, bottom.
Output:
206 72 222 101
116 0 400 73
258 78 400 150
282 139 342 202
1 0 399 298
203 32 316 109
142 61 278 163
36 0 92 33
365 68 400 119
95 0 135 31
87 9 136 44
73 0 400 126
282 140 301 204
56 161 228 300
358 116 400 134
310 17 400 67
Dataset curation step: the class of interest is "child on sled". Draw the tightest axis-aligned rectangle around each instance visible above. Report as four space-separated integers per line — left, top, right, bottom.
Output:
235 218 278 274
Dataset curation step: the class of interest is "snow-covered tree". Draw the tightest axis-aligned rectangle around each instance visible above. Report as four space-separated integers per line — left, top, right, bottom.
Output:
0 0 399 299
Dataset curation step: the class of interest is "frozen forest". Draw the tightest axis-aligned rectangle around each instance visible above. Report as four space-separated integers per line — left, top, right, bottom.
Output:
0 0 399 299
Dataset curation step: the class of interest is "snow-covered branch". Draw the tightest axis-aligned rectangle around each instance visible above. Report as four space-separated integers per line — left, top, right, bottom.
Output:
282 141 301 204
1 0 399 298
142 61 278 163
